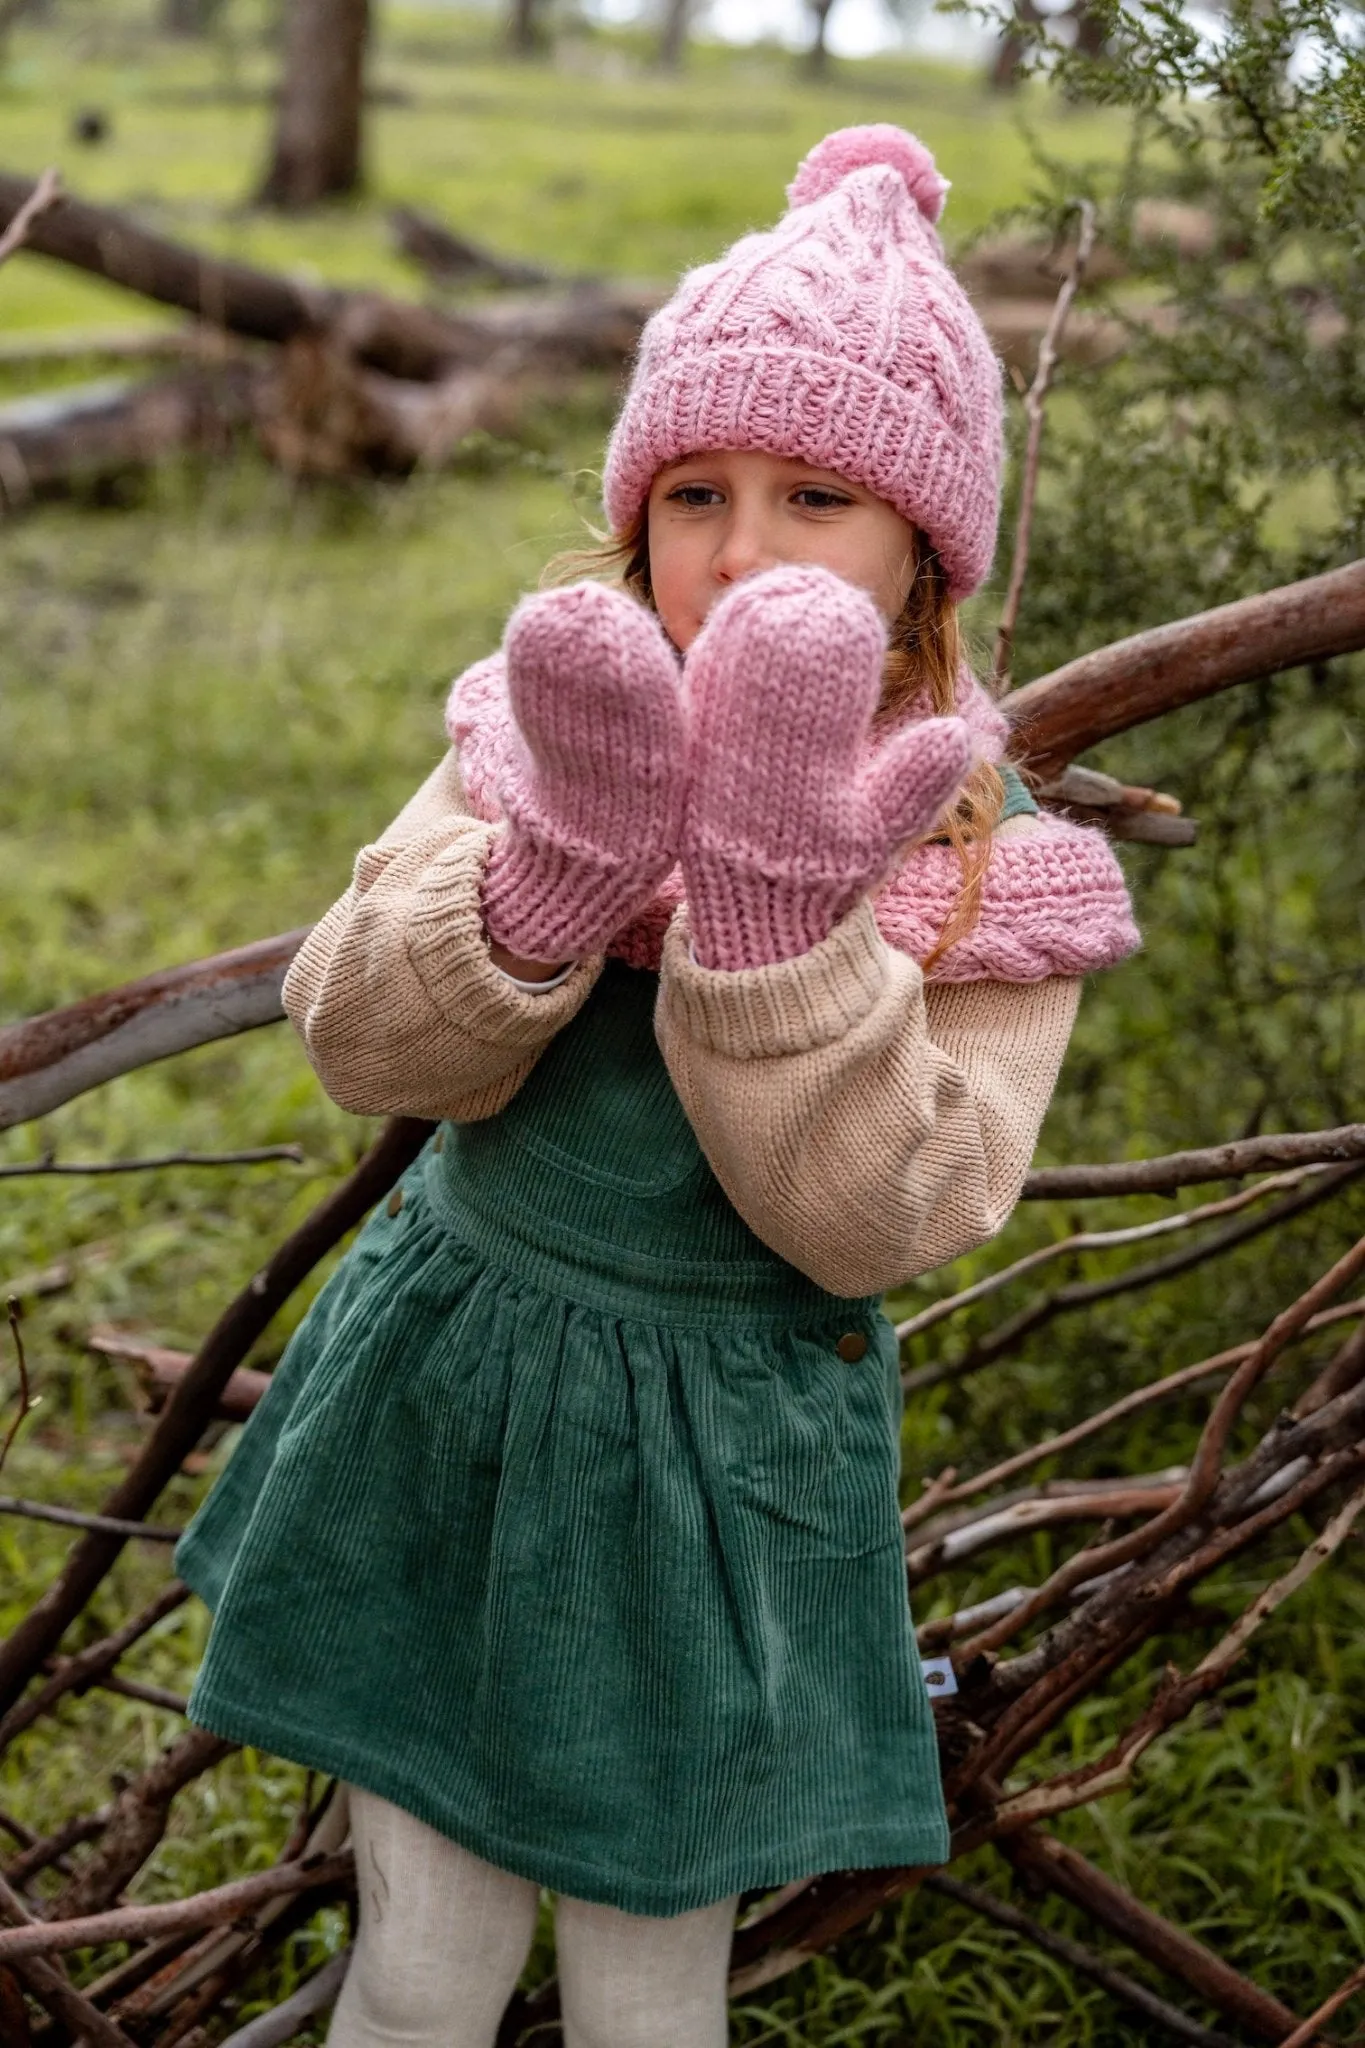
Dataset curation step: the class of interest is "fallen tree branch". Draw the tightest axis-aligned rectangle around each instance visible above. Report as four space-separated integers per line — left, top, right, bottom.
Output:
0 1870 138 2048
213 1949 351 2048
896 1164 1331 1341
926 1872 1240 2048
1022 1124 1365 1198
0 929 309 1132
1003 558 1365 779
0 165 60 270
993 198 1097 691
0 1144 303 1179
0 1851 355 1962
88 1327 269 1423
0 1495 182 1543
0 363 258 510
48 1726 233 1920
904 1161 1360 1394
0 1115 433 1718
1003 1832 1306 2044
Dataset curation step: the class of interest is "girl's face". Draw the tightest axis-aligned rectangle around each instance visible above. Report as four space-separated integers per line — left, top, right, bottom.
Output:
645 448 919 653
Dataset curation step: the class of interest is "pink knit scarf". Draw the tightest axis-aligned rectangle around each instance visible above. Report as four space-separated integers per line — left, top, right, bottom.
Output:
446 654 1140 984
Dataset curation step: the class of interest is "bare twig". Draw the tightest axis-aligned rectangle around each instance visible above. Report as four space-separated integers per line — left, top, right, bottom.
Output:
0 1299 36 1476
0 167 61 271
47 1726 234 1921
925 1873 1240 2047
904 1162 1359 1395
0 1580 187 1752
1275 1963 1365 2048
0 1870 138 2048
0 1495 182 1542
94 1673 189 1714
1003 1833 1307 2044
213 1950 352 2048
958 1233 1365 1659
0 1145 304 1179
907 1298 1365 1516
0 1116 433 1719
1021 1125 1365 1199
896 1164 1331 1340
992 198 1097 691
0 1852 355 1962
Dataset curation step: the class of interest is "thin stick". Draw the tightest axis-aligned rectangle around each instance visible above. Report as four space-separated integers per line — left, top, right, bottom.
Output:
1021 1124 1365 1200
925 1873 1240 2048
0 1582 187 1751
95 1673 189 1715
214 1951 352 2048
0 1870 137 2048
911 1298 1365 1514
0 1299 35 1476
1275 1962 1365 2048
0 1495 182 1542
0 167 61 271
992 198 1097 691
0 1116 433 1719
0 1853 355 1961
0 1145 304 1180
896 1165 1328 1340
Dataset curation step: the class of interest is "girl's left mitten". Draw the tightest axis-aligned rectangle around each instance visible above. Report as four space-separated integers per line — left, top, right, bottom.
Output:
481 582 685 962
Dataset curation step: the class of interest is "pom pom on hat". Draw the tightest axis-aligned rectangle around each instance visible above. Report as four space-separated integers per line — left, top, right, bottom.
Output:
786 124 949 225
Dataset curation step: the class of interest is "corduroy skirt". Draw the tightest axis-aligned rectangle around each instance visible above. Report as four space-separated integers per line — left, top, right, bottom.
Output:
176 961 950 1915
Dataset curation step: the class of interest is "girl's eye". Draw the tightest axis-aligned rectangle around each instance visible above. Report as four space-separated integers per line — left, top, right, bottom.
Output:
793 487 852 510
666 484 723 508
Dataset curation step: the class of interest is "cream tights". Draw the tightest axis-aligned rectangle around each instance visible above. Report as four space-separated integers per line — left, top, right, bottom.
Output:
327 1787 738 2048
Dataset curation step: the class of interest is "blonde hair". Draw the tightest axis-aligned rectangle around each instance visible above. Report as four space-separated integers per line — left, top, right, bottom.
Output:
549 514 1002 971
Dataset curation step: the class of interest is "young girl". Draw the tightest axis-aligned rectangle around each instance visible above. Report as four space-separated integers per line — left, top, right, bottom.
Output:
175 125 1138 2047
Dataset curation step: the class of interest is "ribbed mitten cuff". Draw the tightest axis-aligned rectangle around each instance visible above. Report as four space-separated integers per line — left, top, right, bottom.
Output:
481 826 673 966
661 896 894 1058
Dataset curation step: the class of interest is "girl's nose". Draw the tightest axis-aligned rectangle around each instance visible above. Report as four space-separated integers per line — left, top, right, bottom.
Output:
712 515 776 587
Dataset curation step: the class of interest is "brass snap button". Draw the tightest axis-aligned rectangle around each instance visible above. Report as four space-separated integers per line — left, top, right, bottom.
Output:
836 1331 868 1364
386 1188 404 1217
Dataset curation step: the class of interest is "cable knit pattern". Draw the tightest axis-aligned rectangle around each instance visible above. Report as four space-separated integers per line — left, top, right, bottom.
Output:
479 582 685 963
602 124 1003 599
680 565 973 969
446 643 1140 984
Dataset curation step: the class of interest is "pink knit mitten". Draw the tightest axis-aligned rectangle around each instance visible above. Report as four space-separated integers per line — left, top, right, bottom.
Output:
681 564 974 970
482 583 685 962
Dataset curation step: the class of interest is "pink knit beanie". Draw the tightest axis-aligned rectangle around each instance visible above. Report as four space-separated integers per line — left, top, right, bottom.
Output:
603 124 1003 600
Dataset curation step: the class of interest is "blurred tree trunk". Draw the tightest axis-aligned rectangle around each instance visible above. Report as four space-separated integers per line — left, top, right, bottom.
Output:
990 0 1038 89
657 0 691 69
805 0 835 74
508 0 547 55
256 0 370 209
162 0 229 32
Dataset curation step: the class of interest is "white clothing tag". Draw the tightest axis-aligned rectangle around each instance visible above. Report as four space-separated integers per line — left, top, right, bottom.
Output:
920 1656 958 1699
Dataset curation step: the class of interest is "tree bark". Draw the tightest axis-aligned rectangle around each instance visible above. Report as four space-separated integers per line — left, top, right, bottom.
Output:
507 0 544 56
257 0 371 211
657 0 691 69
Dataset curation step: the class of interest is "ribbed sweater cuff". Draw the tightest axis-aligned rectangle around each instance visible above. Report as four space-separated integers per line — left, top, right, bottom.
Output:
661 896 894 1058
405 825 600 1045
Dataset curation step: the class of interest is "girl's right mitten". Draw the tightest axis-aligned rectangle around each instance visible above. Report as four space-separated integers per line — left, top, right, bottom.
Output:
680 563 974 971
481 582 685 963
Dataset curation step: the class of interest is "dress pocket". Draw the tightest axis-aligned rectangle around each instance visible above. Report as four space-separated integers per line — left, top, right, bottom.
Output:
720 1319 902 1561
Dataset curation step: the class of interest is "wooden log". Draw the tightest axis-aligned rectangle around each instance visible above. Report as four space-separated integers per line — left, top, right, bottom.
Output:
0 364 257 506
389 204 554 290
0 172 655 382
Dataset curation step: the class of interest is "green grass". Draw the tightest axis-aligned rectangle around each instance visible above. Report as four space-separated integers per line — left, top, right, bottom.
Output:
1 11 1363 2044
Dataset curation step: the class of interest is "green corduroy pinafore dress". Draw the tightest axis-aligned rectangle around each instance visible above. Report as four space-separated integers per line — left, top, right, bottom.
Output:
177 959 951 1915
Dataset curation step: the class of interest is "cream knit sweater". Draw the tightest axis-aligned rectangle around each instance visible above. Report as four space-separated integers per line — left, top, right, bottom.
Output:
284 750 1080 1298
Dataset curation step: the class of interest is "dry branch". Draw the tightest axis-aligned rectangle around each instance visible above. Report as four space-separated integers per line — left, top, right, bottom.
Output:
0 1870 138 2048
48 1726 232 1920
1023 1124 1365 1198
0 364 258 509
0 1495 182 1543
0 172 655 383
1275 1964 1365 2048
0 1144 303 1179
0 1115 432 1718
88 1326 269 1423
0 928 308 1132
993 198 1097 691
1003 1833 1305 2043
0 1851 355 1962
0 166 60 270
926 1873 1240 2047
1003 559 1365 779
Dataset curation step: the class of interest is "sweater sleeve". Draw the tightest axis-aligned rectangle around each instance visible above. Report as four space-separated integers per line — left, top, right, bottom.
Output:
655 892 1080 1298
282 747 602 1123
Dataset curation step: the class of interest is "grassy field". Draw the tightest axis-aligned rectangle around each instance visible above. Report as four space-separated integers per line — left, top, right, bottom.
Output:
2 9 1364 2043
